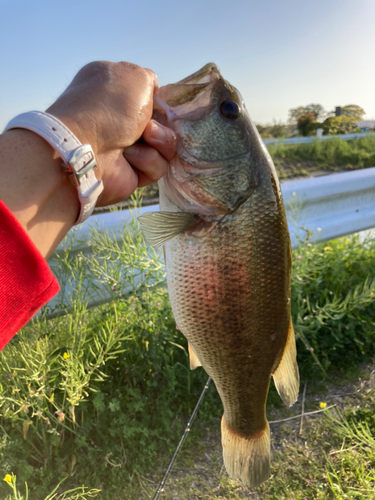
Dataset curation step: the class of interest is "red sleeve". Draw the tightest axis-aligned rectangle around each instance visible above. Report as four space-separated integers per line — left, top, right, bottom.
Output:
0 200 60 351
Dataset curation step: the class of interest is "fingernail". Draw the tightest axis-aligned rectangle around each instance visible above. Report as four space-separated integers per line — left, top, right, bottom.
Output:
150 120 177 144
149 120 167 141
123 145 136 155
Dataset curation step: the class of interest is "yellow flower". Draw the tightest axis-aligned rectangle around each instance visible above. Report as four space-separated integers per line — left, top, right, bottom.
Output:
319 402 327 409
63 352 70 360
3 474 12 484
324 246 332 251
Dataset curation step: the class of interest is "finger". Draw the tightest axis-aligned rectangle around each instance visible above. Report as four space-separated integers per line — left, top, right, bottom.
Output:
143 67 159 90
142 120 177 161
95 152 139 207
123 144 169 186
135 168 159 188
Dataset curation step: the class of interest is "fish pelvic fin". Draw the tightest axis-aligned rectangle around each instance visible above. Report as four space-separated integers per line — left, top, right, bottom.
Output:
272 319 299 407
188 342 202 370
221 417 270 488
138 211 196 249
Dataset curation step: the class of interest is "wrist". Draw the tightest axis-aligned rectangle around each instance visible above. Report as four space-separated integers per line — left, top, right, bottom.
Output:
46 109 99 157
0 129 80 258
4 111 103 226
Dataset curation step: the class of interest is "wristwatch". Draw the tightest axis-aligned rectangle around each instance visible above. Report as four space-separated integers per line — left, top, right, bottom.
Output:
3 111 104 225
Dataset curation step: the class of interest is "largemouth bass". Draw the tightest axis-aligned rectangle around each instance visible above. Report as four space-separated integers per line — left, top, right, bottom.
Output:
139 63 299 488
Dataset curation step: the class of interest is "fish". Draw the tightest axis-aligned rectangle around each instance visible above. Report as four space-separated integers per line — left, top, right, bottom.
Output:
138 63 299 488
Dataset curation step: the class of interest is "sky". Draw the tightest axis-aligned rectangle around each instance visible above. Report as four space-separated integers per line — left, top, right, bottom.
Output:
1 0 374 130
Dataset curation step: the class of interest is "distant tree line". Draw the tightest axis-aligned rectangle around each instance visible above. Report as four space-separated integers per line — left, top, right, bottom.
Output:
257 104 366 138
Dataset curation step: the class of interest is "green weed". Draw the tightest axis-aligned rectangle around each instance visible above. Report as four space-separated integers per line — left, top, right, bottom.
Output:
0 193 374 498
269 135 375 170
323 408 375 499
292 235 375 377
0 197 220 498
3 473 100 499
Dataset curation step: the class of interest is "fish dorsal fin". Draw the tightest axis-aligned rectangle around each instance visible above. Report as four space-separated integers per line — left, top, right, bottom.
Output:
188 342 202 370
138 211 195 249
272 319 299 407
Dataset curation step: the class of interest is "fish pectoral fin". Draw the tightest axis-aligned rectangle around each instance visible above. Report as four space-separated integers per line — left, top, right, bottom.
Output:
272 320 300 407
188 342 202 370
138 211 195 249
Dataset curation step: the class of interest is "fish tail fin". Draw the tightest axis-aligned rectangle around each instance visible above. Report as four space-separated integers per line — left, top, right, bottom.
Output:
221 417 270 488
272 320 299 407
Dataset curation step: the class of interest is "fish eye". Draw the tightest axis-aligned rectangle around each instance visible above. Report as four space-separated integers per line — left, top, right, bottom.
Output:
220 99 241 119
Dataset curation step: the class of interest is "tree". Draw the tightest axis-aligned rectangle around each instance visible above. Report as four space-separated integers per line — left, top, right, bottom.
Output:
288 104 325 124
340 105 365 121
256 120 288 138
322 115 361 135
297 113 320 137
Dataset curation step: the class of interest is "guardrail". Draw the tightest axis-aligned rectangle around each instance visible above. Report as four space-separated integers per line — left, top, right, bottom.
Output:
282 167 375 247
263 132 375 147
47 167 375 313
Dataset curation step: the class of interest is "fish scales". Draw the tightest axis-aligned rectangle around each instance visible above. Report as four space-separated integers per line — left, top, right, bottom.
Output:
139 63 299 488
161 180 291 435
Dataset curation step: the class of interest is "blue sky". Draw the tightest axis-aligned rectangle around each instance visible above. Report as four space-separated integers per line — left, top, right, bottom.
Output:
1 0 374 130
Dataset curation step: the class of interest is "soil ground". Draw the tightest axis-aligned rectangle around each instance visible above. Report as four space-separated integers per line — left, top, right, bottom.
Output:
140 364 375 499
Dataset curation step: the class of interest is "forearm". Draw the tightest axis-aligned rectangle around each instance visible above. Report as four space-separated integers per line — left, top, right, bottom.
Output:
0 61 176 262
0 129 79 259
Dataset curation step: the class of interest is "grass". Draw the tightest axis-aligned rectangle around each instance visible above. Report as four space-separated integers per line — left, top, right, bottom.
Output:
3 474 100 500
269 135 375 169
0 197 374 499
291 235 375 378
268 135 375 180
142 367 375 499
0 287 219 499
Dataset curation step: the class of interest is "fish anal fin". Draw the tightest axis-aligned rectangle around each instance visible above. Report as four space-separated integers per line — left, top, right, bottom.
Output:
188 342 202 370
272 320 299 407
221 417 270 488
162 245 166 265
138 211 195 249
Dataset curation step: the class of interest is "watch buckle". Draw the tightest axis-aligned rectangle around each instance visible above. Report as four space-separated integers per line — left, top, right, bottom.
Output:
63 144 97 187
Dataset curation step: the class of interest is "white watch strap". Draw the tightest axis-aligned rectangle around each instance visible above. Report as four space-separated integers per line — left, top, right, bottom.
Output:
3 111 103 225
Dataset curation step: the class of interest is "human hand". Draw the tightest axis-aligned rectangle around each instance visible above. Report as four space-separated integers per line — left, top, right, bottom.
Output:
47 61 176 207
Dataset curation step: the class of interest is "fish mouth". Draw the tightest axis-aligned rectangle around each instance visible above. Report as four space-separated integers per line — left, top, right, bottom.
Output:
175 62 222 85
175 62 234 92
165 63 222 108
153 63 233 121
154 64 250 217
